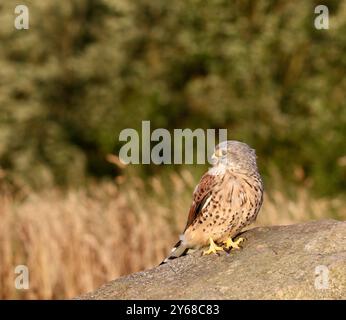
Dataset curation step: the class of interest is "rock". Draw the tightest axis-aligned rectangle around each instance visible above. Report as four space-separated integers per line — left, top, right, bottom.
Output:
78 220 346 299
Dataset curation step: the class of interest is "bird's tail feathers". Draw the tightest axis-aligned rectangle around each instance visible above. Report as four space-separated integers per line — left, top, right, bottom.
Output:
160 239 189 265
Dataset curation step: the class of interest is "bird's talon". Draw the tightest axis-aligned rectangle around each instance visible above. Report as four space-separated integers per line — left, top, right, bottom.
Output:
203 237 224 255
223 237 245 250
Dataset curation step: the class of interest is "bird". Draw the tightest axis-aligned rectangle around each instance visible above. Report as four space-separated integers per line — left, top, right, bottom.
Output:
161 140 264 264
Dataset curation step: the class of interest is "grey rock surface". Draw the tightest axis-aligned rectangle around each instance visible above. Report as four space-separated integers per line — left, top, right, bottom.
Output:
78 220 346 299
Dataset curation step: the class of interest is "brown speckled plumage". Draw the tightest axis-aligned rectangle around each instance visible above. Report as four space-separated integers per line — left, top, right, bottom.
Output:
162 140 264 263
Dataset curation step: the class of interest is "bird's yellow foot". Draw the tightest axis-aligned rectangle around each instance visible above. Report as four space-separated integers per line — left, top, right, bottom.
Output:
203 237 224 255
223 237 245 250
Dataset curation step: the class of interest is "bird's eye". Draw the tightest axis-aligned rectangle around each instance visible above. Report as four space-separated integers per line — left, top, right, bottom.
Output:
221 149 227 156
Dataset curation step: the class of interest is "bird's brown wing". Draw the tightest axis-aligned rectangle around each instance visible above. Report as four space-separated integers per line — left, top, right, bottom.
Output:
183 173 216 232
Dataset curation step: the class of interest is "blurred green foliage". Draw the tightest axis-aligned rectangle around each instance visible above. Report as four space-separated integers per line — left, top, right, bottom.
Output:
0 0 345 195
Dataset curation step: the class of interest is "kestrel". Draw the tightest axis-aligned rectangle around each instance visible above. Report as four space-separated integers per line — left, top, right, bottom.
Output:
161 140 263 264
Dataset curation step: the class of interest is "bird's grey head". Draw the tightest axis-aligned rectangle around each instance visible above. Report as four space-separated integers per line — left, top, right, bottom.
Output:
211 140 258 174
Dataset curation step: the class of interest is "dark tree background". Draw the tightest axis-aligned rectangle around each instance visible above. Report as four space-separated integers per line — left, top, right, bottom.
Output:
0 0 345 196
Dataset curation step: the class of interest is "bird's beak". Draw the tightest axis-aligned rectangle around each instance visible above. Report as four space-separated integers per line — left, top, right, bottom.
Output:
211 152 218 164
214 149 222 158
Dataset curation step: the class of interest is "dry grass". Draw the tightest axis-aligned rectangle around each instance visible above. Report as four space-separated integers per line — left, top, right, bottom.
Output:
0 170 344 299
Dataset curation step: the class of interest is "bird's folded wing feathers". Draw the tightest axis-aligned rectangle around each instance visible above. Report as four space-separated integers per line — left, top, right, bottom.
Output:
183 173 216 232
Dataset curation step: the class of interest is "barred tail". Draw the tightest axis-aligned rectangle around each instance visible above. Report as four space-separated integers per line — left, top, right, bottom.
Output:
160 240 189 265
